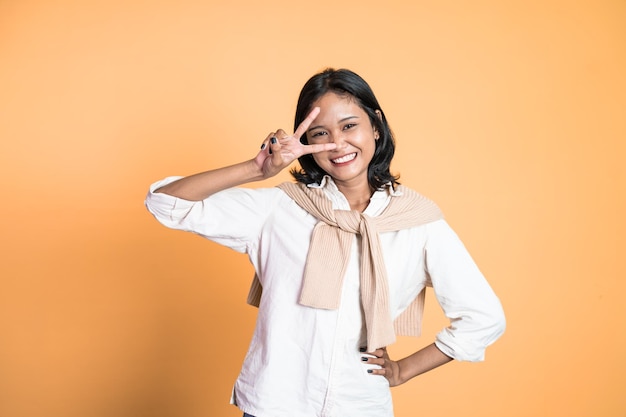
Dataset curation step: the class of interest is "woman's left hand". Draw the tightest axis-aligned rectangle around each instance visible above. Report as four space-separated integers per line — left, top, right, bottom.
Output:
362 343 453 387
362 347 403 387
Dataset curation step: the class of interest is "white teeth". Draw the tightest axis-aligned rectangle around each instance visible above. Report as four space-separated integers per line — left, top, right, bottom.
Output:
332 153 356 164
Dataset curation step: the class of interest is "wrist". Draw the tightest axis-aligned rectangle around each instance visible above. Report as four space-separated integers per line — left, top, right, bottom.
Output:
395 358 410 385
244 158 266 182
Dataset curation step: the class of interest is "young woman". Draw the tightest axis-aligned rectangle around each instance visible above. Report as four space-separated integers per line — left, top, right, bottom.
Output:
145 68 505 417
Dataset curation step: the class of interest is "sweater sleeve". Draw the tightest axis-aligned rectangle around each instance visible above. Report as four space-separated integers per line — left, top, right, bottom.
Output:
424 219 506 362
144 176 284 253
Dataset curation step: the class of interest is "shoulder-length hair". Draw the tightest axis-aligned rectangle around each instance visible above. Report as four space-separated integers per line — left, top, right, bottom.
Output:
290 68 399 189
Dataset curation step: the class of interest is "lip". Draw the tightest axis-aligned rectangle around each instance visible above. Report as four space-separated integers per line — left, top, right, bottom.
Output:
331 152 357 164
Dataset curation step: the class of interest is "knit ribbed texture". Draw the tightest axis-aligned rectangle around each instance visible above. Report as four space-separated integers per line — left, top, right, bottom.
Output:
247 182 443 351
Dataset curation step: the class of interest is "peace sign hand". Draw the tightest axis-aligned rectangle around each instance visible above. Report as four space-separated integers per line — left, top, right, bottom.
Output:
254 107 336 179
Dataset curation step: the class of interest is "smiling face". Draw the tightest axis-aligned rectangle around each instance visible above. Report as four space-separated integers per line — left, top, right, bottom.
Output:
306 92 379 192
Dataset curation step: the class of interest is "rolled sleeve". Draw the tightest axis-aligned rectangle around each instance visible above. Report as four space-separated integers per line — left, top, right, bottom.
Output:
144 177 284 254
145 176 198 228
425 220 506 362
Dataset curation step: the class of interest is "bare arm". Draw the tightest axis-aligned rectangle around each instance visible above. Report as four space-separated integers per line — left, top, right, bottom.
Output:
154 158 265 201
364 343 453 387
154 107 336 201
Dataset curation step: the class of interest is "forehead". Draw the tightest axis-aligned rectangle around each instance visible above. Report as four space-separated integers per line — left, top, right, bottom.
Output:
311 92 366 119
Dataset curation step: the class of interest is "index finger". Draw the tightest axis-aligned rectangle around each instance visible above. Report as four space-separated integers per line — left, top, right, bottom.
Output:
293 106 321 141
301 142 337 155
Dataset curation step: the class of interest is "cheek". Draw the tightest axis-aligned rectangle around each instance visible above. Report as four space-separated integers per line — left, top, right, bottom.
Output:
311 153 325 167
362 134 378 151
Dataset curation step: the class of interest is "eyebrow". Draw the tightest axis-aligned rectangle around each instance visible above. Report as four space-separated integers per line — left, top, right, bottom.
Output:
308 115 360 131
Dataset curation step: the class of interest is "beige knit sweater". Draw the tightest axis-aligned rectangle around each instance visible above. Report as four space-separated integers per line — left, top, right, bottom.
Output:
247 181 443 351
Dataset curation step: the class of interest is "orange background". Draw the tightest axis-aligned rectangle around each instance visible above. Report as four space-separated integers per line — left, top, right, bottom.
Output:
1 1 625 416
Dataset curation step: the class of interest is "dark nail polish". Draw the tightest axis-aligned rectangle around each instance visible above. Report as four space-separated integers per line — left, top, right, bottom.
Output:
260 143 266 150
361 357 368 362
269 148 272 154
270 137 277 144
359 347 366 352
367 369 373 373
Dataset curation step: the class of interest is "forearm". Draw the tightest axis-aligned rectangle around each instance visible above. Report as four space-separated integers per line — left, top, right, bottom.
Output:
154 159 263 201
396 343 453 384
153 107 338 201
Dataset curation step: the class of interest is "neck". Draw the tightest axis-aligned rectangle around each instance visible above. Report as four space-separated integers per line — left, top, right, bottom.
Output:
335 181 374 212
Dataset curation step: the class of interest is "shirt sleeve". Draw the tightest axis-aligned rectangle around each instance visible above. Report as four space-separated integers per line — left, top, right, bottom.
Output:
144 176 285 253
424 219 506 362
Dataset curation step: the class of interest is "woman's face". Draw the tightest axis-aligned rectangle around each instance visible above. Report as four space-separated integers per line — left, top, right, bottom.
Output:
306 92 378 190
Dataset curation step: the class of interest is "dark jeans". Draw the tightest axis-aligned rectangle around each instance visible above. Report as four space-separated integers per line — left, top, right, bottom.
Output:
243 414 255 417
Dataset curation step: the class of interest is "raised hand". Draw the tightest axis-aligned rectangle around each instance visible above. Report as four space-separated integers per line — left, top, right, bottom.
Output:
153 107 337 201
254 107 337 179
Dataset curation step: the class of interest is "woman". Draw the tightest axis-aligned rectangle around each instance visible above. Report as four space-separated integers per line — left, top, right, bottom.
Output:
145 68 505 417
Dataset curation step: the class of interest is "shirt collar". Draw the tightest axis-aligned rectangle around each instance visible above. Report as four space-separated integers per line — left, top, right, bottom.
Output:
306 175 399 214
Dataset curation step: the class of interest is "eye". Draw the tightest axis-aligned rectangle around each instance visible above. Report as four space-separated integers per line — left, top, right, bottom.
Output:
343 123 357 130
310 131 327 138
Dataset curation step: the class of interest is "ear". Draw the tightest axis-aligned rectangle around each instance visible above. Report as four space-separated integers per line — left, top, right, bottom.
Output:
374 109 383 140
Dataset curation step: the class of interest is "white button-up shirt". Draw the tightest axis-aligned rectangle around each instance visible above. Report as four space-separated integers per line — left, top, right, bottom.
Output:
145 176 505 417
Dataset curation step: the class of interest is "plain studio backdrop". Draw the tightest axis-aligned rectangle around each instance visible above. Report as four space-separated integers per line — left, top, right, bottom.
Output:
0 1 624 416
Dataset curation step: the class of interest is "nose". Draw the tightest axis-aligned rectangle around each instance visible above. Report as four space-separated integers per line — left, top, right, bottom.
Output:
330 131 347 149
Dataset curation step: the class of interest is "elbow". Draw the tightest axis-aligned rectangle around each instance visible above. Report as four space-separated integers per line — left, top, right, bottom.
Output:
490 304 507 342
481 301 506 349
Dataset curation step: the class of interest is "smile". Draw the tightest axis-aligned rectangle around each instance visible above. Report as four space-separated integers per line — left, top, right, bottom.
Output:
331 153 357 164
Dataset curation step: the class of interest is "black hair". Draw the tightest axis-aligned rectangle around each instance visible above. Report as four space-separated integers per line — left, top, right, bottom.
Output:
290 68 399 189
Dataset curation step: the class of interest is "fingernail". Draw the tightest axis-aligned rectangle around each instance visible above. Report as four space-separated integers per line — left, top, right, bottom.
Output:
270 137 277 144
269 148 272 154
359 347 366 352
361 357 368 362
260 143 266 150
367 369 373 373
